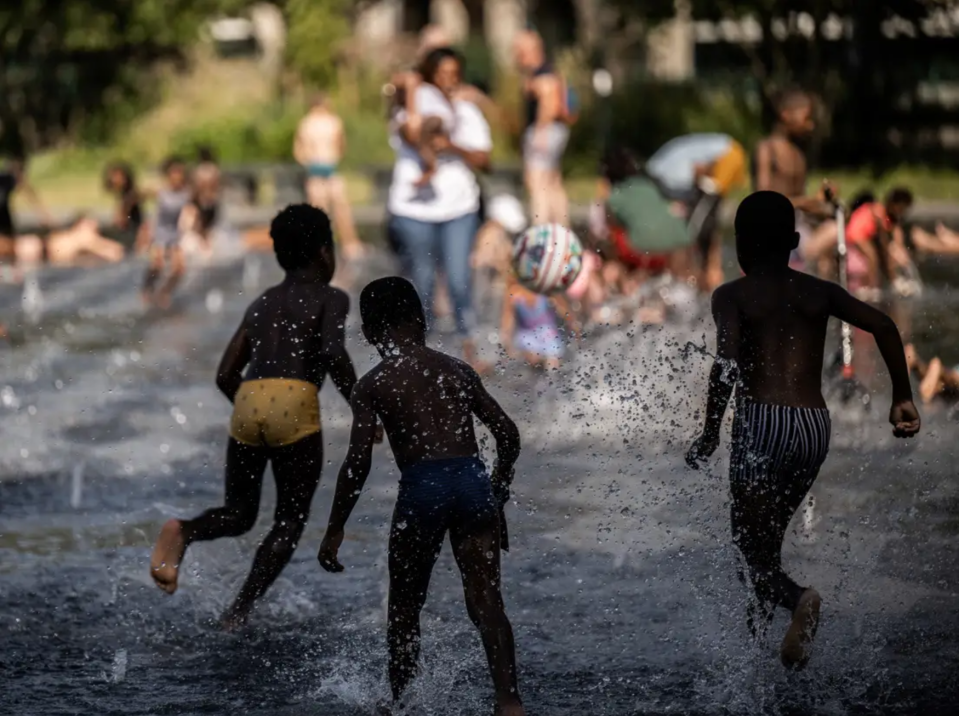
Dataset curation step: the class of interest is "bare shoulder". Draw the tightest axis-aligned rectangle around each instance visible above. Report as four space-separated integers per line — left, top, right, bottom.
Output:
355 364 385 399
427 348 480 384
712 279 744 305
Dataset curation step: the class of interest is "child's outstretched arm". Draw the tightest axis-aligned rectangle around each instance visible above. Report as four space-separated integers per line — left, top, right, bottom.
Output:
215 321 251 402
318 379 378 572
321 290 359 405
687 285 740 468
827 283 921 436
470 369 521 495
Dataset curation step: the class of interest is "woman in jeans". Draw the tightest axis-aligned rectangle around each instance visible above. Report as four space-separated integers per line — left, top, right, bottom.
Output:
388 47 491 368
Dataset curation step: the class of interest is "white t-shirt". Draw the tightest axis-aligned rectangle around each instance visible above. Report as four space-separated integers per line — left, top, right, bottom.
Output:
388 84 492 223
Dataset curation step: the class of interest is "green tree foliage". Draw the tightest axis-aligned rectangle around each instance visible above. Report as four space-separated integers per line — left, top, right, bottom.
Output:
282 0 355 88
0 0 246 153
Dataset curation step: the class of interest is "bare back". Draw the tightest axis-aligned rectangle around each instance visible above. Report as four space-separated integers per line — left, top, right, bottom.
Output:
295 110 344 166
718 270 832 408
755 136 807 198
243 280 350 388
361 346 484 470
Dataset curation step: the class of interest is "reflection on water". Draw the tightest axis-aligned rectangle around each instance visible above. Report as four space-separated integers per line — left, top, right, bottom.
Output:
1 247 958 715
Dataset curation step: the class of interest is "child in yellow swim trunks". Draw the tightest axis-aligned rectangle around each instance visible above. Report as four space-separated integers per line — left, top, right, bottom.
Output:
149 204 366 628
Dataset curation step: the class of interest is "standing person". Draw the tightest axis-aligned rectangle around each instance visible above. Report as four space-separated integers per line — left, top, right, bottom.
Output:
646 133 748 290
0 153 52 280
150 205 362 629
752 89 836 269
318 277 524 716
103 161 146 250
513 29 573 226
388 47 492 369
294 94 364 261
686 191 920 670
141 156 191 309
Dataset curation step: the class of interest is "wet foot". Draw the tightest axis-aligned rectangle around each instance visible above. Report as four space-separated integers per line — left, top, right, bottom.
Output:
218 609 250 632
494 703 526 716
781 588 821 670
150 519 187 594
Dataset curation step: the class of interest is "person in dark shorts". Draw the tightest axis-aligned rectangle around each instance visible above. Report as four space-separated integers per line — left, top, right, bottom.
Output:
318 277 525 716
142 156 191 308
149 204 362 629
103 161 144 250
686 191 920 670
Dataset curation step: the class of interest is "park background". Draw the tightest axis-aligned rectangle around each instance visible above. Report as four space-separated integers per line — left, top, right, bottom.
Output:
4 0 959 215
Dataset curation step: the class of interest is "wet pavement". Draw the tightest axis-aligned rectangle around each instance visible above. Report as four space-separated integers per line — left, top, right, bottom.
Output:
2 244 959 715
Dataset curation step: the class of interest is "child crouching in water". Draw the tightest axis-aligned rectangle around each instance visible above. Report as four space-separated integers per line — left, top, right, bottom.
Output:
499 274 575 370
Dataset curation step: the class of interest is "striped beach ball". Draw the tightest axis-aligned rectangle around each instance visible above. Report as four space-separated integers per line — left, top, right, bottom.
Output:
512 223 584 294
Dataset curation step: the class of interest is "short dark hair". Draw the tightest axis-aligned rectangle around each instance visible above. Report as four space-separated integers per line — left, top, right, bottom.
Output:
734 191 796 255
885 186 914 207
419 47 464 86
775 87 812 113
161 155 186 174
103 161 136 193
360 277 426 339
600 145 642 185
270 204 333 272
197 145 216 163
849 190 876 215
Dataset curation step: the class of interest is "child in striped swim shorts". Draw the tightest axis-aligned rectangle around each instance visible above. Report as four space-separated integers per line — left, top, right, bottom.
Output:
687 191 920 671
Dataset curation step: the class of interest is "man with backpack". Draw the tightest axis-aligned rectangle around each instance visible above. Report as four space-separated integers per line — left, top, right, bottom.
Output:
514 29 577 226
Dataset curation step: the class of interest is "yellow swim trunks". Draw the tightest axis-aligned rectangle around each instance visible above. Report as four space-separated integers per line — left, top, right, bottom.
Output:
229 378 321 448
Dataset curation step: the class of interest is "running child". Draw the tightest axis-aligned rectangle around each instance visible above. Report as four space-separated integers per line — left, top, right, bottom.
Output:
141 156 191 308
686 191 920 670
150 204 361 629
317 277 524 716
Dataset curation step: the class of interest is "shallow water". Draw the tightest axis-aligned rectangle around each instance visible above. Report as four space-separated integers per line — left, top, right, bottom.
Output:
2 247 959 715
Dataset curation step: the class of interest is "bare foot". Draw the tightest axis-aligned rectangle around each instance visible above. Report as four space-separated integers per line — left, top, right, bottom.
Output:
781 587 821 670
494 703 526 716
150 519 187 594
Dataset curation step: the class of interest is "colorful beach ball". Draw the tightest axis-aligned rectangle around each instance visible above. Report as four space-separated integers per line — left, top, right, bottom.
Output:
512 223 584 294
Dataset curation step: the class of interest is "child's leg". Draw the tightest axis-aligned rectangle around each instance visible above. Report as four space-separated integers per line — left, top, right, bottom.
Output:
143 245 164 300
221 431 324 627
920 357 945 404
387 508 445 701
151 438 268 594
157 245 186 308
450 517 523 714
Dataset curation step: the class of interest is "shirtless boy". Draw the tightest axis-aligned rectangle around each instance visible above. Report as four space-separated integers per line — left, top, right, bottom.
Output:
687 191 920 670
753 90 834 266
318 277 525 715
150 204 360 628
294 94 363 259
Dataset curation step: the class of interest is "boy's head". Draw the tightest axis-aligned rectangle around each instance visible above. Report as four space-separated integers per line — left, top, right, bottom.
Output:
197 145 216 164
162 156 187 188
884 186 914 224
600 145 642 186
270 204 335 278
734 191 799 272
775 89 815 139
360 277 427 348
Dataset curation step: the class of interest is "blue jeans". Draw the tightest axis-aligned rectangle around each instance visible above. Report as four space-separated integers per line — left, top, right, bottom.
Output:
390 212 479 337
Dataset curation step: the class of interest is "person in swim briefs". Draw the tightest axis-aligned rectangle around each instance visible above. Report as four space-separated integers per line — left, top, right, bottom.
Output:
318 277 525 716
150 204 365 629
686 191 920 671
141 156 191 309
294 93 364 260
753 89 835 267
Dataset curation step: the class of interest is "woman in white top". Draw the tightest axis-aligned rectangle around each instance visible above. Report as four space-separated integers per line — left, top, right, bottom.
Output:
388 47 492 366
